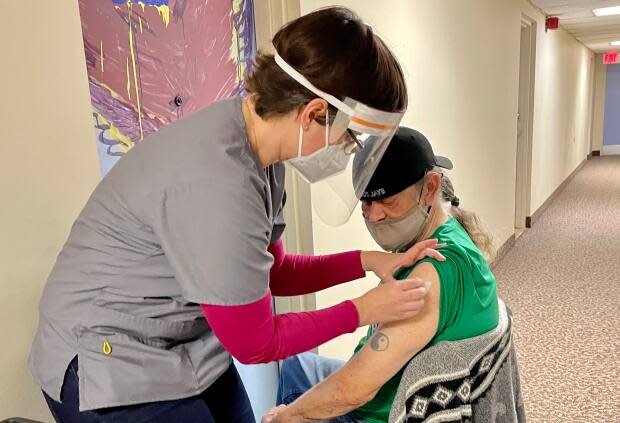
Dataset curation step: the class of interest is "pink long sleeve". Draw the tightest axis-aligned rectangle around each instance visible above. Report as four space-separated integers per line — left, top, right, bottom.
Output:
201 290 359 364
267 240 365 296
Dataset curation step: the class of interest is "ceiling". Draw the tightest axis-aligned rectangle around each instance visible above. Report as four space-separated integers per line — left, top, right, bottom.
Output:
529 0 620 52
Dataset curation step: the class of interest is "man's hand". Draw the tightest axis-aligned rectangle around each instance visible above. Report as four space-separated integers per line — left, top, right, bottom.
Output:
262 405 298 423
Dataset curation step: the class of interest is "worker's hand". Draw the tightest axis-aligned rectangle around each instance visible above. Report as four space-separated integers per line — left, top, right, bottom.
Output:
262 405 298 423
352 277 431 326
361 238 445 281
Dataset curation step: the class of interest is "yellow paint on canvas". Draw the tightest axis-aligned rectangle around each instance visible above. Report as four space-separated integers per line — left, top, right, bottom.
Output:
100 40 104 72
94 113 135 153
232 0 241 14
230 27 239 63
126 57 131 100
139 16 143 33
230 26 241 81
230 0 247 82
155 5 170 27
127 2 143 140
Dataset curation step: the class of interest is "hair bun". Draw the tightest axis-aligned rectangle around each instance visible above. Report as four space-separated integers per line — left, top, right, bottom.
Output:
451 196 460 207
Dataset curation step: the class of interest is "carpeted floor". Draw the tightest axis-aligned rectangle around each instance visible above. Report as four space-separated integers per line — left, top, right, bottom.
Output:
493 156 620 422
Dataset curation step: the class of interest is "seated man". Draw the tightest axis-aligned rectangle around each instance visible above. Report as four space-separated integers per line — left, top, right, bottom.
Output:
263 127 499 423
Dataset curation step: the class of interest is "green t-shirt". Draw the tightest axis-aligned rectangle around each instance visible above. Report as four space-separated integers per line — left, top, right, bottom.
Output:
353 217 499 422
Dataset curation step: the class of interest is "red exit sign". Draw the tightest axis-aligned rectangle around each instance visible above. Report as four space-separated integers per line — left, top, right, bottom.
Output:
604 51 619 64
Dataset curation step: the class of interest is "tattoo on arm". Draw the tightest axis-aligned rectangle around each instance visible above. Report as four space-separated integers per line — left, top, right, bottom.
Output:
370 332 390 351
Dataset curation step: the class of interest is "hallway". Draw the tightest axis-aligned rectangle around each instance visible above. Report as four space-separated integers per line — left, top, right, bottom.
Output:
494 157 620 422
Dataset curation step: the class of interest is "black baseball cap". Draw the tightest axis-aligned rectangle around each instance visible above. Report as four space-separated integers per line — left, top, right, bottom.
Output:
356 126 453 201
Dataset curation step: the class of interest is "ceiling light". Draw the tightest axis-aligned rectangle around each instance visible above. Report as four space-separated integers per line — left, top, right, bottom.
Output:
612 40 620 46
593 6 620 16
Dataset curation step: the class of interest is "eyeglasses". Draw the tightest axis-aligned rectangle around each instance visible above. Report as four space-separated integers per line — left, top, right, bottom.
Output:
343 129 364 155
314 113 364 155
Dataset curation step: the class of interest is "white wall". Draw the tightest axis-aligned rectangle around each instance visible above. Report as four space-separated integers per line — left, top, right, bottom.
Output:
520 1 595 211
592 54 607 153
300 0 595 360
0 1 101 420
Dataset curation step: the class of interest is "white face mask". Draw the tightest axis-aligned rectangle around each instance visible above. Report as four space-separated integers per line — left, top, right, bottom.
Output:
288 109 350 183
365 192 431 252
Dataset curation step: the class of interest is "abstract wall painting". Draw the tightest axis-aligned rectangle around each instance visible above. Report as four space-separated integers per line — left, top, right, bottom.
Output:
78 0 255 175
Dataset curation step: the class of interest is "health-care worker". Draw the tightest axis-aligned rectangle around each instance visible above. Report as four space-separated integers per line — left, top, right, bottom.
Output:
29 7 444 423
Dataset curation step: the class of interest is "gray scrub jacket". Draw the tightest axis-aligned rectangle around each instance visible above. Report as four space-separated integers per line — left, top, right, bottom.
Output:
28 97 287 411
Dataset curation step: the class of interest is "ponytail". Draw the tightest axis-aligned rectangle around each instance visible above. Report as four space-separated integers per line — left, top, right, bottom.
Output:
440 176 495 261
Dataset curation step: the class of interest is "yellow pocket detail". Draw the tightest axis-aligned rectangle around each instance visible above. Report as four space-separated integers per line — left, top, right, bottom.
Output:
102 340 112 355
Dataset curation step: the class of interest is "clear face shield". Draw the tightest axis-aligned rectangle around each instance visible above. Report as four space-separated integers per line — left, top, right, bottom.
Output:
274 52 405 226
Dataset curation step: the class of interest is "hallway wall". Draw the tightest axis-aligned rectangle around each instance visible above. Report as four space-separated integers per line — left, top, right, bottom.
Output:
301 0 596 360
0 1 101 420
521 1 596 212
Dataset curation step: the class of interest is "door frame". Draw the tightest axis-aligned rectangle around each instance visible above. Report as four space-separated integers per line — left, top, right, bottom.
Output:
515 15 536 229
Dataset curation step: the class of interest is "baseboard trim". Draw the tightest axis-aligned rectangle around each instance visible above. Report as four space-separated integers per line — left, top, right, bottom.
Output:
491 233 516 270
602 145 620 156
527 159 586 227
592 150 601 157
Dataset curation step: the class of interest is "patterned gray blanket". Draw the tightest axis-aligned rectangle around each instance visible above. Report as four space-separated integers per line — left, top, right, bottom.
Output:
389 300 526 423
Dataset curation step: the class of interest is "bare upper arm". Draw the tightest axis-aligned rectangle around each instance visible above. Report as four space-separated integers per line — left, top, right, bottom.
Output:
334 262 441 401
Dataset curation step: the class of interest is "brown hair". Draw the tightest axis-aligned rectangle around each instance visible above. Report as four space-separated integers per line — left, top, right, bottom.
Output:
440 176 495 261
246 7 407 118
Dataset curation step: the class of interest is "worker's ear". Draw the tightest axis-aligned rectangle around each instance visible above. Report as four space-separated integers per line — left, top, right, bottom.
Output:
297 98 329 130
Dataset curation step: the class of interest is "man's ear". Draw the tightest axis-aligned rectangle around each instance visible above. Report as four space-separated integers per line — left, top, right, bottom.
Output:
423 173 442 205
